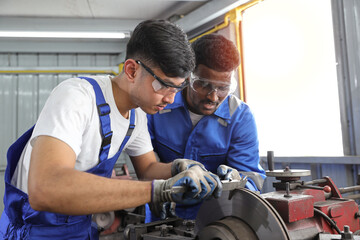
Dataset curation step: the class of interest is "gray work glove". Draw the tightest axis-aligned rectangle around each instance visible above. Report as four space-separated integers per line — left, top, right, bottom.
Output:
171 158 205 176
152 165 222 205
149 202 177 220
151 165 222 218
217 164 241 181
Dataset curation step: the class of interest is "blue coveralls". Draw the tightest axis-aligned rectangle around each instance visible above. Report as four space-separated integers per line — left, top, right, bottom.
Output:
0 77 135 239
146 92 266 221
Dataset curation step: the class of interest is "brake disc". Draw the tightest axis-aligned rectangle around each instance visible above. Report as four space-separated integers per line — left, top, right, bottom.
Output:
197 216 258 240
195 188 290 240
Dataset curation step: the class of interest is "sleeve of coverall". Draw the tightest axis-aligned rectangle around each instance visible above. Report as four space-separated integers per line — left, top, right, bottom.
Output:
226 105 266 191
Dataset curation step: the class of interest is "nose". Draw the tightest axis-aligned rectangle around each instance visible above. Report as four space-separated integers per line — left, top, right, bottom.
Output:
162 91 176 104
207 89 219 102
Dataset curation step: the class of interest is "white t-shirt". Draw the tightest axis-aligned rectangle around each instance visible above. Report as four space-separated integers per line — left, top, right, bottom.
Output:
188 110 204 127
11 76 153 193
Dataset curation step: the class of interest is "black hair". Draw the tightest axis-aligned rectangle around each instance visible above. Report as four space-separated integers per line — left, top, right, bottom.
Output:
191 33 240 72
126 19 195 78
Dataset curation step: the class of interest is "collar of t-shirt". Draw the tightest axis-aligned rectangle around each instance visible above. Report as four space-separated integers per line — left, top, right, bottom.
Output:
188 110 204 127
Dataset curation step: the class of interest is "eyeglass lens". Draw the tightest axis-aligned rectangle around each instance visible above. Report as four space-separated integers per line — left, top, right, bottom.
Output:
137 60 185 95
192 79 230 97
153 79 182 94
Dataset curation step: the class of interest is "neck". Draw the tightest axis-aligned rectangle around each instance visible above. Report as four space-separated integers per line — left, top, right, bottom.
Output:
111 75 136 118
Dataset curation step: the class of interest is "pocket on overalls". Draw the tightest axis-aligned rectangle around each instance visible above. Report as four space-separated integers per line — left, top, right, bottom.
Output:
199 152 227 173
155 141 183 163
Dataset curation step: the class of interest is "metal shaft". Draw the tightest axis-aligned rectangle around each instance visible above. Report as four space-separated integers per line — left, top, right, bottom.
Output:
339 185 360 193
267 151 274 171
167 179 248 194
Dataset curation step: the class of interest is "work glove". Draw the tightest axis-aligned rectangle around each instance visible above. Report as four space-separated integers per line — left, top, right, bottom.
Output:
171 158 205 176
217 164 241 181
151 160 212 219
151 165 222 218
217 165 260 191
151 165 222 215
149 202 177 220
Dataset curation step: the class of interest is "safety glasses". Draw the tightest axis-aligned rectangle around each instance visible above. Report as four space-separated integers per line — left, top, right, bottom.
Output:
189 73 231 98
136 60 188 94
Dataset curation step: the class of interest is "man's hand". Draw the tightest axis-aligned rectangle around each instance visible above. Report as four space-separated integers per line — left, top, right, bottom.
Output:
171 158 205 176
217 164 241 181
149 202 177 220
152 165 222 206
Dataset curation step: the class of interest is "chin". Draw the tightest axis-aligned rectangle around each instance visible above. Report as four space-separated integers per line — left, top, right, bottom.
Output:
143 107 158 115
200 109 215 115
149 110 159 115
200 106 217 115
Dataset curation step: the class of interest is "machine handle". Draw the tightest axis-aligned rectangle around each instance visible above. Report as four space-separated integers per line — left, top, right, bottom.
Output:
267 151 274 171
166 178 248 194
298 184 331 193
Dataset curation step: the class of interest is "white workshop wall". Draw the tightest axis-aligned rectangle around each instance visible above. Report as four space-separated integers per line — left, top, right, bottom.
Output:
0 53 120 213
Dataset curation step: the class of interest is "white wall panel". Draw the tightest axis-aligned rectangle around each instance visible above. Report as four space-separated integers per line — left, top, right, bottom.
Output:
0 53 9 66
18 53 37 67
39 74 58 111
58 74 75 83
18 75 38 134
0 52 120 213
0 75 17 167
39 54 58 66
77 54 96 66
96 54 111 66
58 54 77 66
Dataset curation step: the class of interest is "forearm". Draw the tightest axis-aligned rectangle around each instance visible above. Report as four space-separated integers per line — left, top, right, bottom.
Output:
130 152 172 180
137 161 172 180
28 167 152 215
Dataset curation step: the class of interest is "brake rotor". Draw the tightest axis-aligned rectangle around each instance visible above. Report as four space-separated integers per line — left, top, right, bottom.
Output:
195 188 290 240
197 216 258 240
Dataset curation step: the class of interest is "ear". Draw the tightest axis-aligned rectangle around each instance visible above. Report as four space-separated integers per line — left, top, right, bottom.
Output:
123 59 138 82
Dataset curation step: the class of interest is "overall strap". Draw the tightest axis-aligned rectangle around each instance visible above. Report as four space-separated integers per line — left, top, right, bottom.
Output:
118 109 135 153
101 108 135 178
79 76 112 163
5 126 35 182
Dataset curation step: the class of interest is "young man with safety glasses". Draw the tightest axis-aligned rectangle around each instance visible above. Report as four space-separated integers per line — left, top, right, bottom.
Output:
0 20 222 239
147 33 267 221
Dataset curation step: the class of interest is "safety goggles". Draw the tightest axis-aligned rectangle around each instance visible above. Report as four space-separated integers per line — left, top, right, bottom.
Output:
189 73 231 98
136 60 188 94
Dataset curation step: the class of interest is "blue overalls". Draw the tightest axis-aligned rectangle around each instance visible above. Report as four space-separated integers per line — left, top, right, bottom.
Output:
0 77 135 239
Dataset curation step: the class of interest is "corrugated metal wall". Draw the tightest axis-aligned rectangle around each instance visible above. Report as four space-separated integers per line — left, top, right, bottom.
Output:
0 52 123 213
332 0 360 156
343 0 360 194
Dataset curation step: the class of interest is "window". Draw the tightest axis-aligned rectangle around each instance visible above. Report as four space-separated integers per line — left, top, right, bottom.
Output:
242 0 343 156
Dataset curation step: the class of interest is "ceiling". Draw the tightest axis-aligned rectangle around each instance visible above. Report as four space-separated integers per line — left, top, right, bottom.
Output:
0 0 249 54
0 0 205 19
